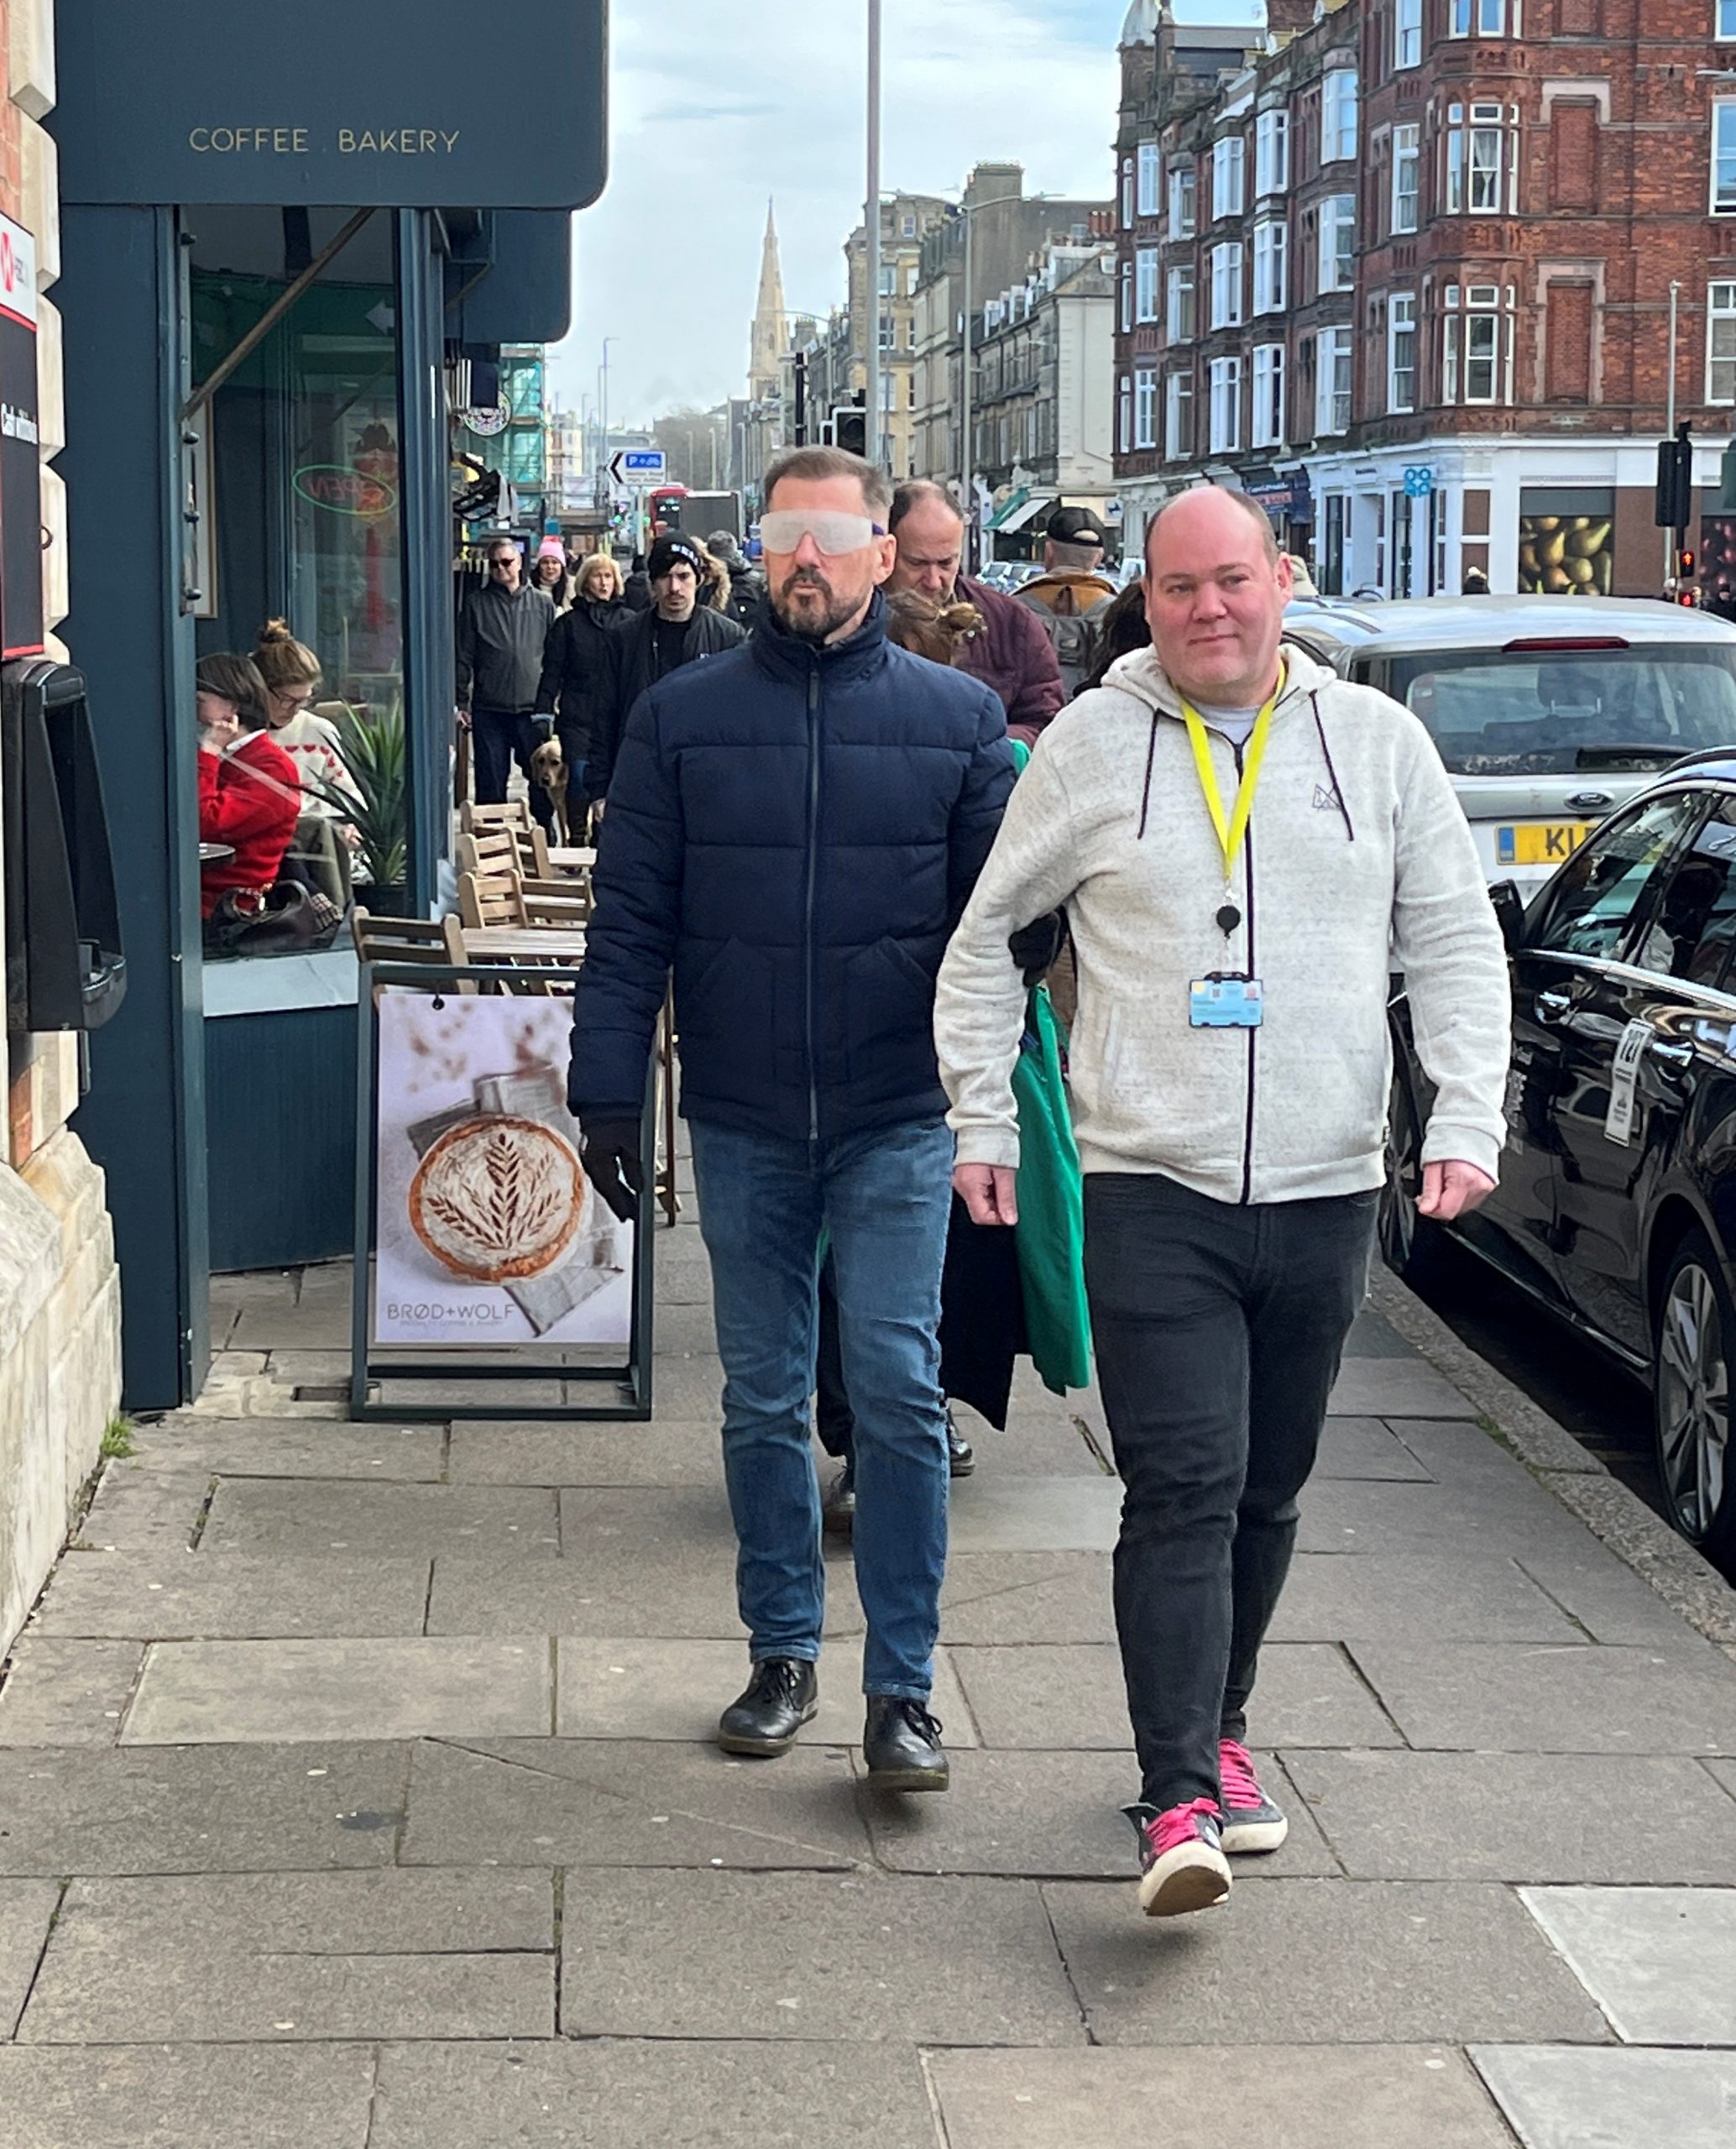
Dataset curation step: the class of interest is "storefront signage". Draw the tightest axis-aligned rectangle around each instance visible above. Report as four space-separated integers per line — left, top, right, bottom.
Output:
460 407 510 438
51 1 609 210
0 211 41 659
292 464 398 519
1404 466 1436 498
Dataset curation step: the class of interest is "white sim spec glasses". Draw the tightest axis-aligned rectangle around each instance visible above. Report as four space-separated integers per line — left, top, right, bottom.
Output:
758 509 887 557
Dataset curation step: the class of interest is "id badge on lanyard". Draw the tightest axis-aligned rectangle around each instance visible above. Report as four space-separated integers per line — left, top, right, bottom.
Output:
1180 670 1283 1031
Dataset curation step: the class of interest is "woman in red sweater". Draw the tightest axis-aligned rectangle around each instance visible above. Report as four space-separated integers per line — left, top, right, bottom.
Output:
196 651 301 920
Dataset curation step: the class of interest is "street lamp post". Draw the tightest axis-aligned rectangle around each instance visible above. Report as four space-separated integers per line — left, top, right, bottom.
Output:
865 0 883 469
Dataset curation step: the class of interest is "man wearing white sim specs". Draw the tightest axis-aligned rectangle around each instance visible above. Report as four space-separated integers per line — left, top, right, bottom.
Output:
569 447 1014 1791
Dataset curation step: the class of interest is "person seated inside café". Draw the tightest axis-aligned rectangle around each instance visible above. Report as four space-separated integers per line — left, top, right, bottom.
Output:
196 651 301 920
251 619 356 905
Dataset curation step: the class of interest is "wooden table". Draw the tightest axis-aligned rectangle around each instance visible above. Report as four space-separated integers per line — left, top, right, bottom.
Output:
459 925 587 962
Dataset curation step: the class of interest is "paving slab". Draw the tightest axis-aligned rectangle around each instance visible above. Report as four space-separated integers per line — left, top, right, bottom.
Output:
560 1868 1083 2044
129 1420 442 1481
449 1419 726 1488
1514 1545 1716 1646
643 1355 726 1420
553 1636 975 1748
1315 1417 1434 1481
1286 1749 1736 1883
925 1551 1117 1646
0 1637 143 1745
1472 2047 1736 2149
400 1736 869 1869
863 1747 1336 1880
928 2045 1517 2149
122 1638 552 1744
230 1295 354 1350
0 2044 377 2149
1706 1754 1736 1798
1298 1468 1598 1559
1519 1885 1736 2043
944 1475 1122 1553
648 1299 719 1356
429 1552 744 1640
951 1407 1111 1478
949 1641 1400 1751
1327 1358 1477 1418
0 1742 409 1874
19 1869 553 2043
1345 1639 1736 1754
370 2038 934 2149
1043 1877 1609 2047
1345 1306 1417 1359
1268 1553 1585 1644
0 1880 59 2036
201 1479 561 1558
33 1553 431 1639
75 1468 210 1551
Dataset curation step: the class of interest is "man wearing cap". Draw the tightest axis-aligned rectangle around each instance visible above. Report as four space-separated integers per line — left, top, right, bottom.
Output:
456 536 559 829
1013 506 1122 697
886 480 1064 747
588 531 747 803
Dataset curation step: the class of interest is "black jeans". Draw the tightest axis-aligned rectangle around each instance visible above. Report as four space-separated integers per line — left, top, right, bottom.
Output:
471 707 553 829
1084 1173 1376 1810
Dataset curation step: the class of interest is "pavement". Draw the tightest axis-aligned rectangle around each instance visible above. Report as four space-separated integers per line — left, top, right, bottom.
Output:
3 1174 1736 2146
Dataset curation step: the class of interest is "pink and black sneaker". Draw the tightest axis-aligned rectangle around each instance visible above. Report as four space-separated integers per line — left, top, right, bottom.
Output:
1124 1797 1231 1917
1217 1738 1289 1854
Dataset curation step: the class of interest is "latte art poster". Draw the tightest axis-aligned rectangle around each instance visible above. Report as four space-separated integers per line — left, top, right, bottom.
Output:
373 994 632 1348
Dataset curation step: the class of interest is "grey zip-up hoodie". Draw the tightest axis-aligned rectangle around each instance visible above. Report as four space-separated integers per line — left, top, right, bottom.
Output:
933 643 1511 1203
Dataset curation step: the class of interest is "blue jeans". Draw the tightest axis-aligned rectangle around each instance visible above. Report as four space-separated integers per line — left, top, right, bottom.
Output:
689 1116 954 1700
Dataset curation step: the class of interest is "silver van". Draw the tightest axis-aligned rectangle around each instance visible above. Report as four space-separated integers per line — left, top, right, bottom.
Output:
1283 596 1736 894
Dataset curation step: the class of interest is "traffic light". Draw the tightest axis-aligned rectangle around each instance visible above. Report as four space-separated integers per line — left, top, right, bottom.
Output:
832 402 866 458
1655 422 1693 529
1677 546 1698 604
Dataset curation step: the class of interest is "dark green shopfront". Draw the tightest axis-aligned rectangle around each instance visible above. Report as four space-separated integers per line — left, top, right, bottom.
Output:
48 1 607 1409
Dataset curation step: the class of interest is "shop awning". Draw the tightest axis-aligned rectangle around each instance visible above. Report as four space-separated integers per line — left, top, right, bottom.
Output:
989 489 1053 535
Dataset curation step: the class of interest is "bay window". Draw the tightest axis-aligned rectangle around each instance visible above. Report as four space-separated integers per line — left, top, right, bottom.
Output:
1315 326 1352 436
1388 293 1417 413
1321 71 1358 164
1715 102 1736 214
1397 0 1422 65
1137 142 1162 217
1252 219 1287 315
1213 134 1247 221
1166 263 1197 342
1210 241 1245 329
1319 196 1355 294
1169 165 1197 239
1136 247 1160 322
1392 123 1420 233
1165 369 1194 460
1252 342 1285 448
1254 107 1289 196
1446 102 1514 215
1708 280 1736 402
1134 366 1158 448
1209 355 1242 454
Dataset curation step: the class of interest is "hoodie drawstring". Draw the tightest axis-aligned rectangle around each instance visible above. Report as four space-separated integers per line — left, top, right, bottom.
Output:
1310 692 1356 844
1136 709 1160 840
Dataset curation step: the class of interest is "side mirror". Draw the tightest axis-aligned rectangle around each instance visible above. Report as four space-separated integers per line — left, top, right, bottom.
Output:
1489 879 1525 954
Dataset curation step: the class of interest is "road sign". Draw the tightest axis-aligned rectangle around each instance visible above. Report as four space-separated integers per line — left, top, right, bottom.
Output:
1403 466 1435 499
611 449 667 483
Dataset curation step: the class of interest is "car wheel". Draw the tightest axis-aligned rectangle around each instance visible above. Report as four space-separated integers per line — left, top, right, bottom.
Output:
1652 1228 1736 1566
1378 1077 1447 1288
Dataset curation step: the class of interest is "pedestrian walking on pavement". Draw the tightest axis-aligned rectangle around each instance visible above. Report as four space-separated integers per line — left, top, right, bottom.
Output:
569 445 1014 1791
706 529 767 627
531 536 574 613
887 481 1064 745
585 532 746 804
1009 505 1120 696
455 537 558 829
533 552 632 812
933 484 1511 1912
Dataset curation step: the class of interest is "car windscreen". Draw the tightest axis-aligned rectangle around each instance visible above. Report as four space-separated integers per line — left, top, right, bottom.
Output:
1375 645 1736 776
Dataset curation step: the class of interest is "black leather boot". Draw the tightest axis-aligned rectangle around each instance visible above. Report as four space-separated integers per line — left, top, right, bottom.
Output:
822 1461 855 1536
718 1659 818 1757
863 1697 949 1791
945 1409 975 1477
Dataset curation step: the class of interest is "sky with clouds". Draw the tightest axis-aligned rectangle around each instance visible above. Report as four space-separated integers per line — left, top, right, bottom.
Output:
546 0 1148 426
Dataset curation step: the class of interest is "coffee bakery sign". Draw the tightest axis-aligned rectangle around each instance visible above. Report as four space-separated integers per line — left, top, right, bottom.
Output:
50 0 608 211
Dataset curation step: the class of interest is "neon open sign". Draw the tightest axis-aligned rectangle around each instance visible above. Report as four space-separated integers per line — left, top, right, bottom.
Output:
292 463 398 517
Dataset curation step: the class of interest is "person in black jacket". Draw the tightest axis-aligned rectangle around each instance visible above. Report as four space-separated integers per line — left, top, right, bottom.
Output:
569 447 1014 1792
455 537 557 827
587 532 746 804
532 552 632 806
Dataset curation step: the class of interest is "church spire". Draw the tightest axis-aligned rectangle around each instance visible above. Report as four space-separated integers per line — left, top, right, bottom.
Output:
749 198 787 397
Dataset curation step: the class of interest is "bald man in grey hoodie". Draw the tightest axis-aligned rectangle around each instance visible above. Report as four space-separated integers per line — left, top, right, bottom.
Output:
933 484 1511 1921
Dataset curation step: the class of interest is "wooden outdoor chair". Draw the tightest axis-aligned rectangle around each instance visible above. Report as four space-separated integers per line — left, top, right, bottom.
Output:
350 908 474 996
458 799 532 835
456 833 591 918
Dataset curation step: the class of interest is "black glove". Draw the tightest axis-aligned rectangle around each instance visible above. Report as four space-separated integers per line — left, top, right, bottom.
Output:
580 1116 644 1224
1008 911 1064 986
531 713 555 739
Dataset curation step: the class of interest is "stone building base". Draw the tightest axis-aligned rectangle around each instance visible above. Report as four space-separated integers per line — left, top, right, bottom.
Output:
0 1130 123 1657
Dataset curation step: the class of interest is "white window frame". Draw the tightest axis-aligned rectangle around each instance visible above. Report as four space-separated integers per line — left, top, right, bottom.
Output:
1388 293 1417 414
1321 70 1359 165
1451 0 1519 31
1319 195 1356 294
1210 240 1245 330
1165 370 1194 460
1167 263 1197 342
1254 107 1289 197
1134 365 1158 449
1709 280 1736 403
1716 102 1736 214
1252 219 1287 315
1315 326 1352 436
1392 123 1420 233
1119 259 1134 333
1722 0 1736 35
1212 133 1247 221
1252 342 1285 448
1446 102 1514 215
1137 141 1162 217
1136 247 1160 322
1441 284 1509 405
1169 165 1197 239
1209 355 1242 454
1121 156 1135 229
1397 0 1422 66
1118 374 1133 452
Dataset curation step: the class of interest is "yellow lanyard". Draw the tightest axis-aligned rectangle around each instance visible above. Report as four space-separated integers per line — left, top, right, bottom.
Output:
1179 665 1285 883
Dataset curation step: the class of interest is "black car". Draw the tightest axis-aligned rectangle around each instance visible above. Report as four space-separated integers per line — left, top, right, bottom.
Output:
1384 756 1736 1571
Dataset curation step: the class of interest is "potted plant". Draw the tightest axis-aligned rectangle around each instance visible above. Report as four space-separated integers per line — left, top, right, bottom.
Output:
305 699 410 913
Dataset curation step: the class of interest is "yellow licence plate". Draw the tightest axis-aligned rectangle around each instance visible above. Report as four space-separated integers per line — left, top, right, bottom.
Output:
1494 822 1592 868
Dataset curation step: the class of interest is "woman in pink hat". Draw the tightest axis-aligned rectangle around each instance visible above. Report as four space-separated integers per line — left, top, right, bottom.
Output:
530 537 573 614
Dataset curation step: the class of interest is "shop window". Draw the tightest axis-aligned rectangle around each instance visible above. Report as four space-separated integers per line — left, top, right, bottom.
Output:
1518 486 1613 597
1393 124 1420 234
1169 165 1197 240
1708 281 1736 403
1322 494 1346 594
1165 370 1194 460
1209 356 1242 454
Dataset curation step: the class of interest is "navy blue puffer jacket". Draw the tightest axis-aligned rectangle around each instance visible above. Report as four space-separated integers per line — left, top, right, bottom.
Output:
568 593 1015 1142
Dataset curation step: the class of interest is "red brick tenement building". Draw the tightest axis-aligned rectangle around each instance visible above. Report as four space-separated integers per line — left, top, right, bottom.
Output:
1114 0 1736 597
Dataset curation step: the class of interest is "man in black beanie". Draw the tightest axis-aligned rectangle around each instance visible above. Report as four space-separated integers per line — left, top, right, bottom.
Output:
588 533 748 803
